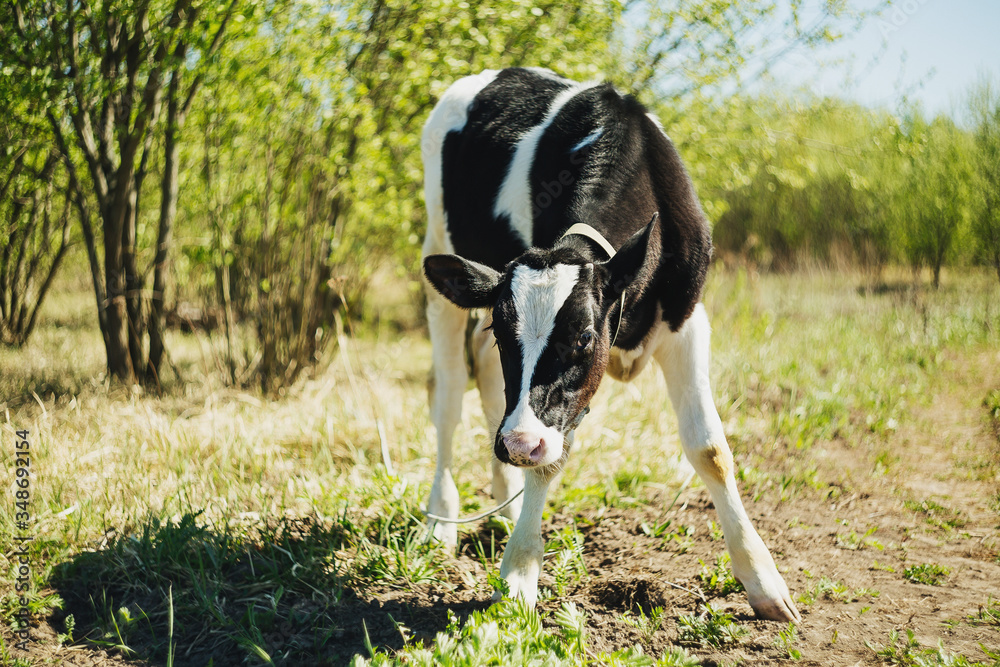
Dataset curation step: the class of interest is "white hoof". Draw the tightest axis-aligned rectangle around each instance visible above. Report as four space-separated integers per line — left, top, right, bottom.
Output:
738 561 801 622
427 469 459 548
494 533 543 608
428 518 457 549
491 570 539 607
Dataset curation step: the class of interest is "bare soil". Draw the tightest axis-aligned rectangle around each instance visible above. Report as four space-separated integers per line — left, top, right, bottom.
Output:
7 352 1000 666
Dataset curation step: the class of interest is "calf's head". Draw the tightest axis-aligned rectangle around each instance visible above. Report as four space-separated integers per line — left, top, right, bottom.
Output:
424 218 657 469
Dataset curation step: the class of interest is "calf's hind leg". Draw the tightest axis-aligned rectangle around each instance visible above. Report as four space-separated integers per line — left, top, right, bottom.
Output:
655 304 800 622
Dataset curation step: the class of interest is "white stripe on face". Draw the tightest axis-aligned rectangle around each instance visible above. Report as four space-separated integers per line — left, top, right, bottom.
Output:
500 263 580 464
493 82 597 246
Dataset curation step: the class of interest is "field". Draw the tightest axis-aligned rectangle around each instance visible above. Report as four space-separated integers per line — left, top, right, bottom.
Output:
2 268 999 666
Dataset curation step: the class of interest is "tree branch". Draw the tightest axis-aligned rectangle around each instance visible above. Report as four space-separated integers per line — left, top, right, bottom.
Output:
181 0 239 116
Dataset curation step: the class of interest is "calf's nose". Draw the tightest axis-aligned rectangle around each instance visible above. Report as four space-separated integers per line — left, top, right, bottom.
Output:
501 431 546 467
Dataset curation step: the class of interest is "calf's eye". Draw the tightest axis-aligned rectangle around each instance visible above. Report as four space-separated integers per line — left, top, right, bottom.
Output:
575 330 593 351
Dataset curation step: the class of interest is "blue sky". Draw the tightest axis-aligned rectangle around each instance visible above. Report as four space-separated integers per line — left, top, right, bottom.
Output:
766 0 1000 119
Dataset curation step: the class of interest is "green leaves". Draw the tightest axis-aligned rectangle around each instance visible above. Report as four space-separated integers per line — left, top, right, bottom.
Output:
967 75 1000 284
903 563 951 586
677 604 749 649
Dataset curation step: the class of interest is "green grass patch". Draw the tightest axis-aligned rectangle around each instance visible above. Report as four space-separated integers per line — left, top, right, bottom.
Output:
903 563 951 586
904 499 968 532
52 511 356 660
677 604 749 649
639 518 694 553
969 596 1000 627
697 553 744 597
868 629 1000 666
796 577 848 605
796 577 878 605
352 598 698 666
985 390 1000 423
773 622 802 660
836 526 885 550
621 605 667 642
544 525 588 597
871 559 897 573
37 474 451 663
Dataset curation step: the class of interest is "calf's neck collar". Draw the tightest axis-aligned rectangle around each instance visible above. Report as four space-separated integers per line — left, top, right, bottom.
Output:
560 223 626 347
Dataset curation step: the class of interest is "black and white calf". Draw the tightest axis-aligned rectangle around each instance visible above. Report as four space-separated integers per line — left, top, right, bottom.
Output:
420 67 799 622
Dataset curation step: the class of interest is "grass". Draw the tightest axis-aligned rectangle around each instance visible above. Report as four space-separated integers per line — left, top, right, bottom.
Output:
349 598 672 666
969 596 1000 626
544 525 589 597
903 563 951 586
2 267 999 664
639 518 695 553
697 553 743 597
796 576 848 605
904 499 968 532
835 525 885 551
677 604 749 648
40 490 439 661
621 605 668 642
795 576 879 605
773 622 802 660
985 390 1000 423
868 629 1000 666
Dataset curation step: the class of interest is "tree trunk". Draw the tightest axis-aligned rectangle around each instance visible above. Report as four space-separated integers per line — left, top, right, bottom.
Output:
147 131 178 382
47 113 111 351
103 201 137 384
122 196 145 376
933 244 944 290
147 70 184 384
216 260 238 385
78 200 111 352
23 210 71 342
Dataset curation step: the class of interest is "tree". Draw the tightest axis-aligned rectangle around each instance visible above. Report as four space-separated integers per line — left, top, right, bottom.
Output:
706 95 907 273
968 75 1000 286
176 0 626 390
620 0 883 106
0 27 75 347
0 140 73 346
901 116 974 289
0 0 248 383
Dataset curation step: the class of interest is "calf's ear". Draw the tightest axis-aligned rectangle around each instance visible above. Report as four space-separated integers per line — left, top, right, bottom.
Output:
603 212 660 301
424 254 502 309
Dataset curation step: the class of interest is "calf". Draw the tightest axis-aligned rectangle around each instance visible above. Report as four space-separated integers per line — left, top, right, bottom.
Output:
420 67 799 622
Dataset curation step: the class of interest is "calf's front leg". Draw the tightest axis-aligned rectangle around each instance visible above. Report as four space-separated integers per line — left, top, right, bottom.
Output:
424 292 468 548
492 466 553 607
656 305 800 622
